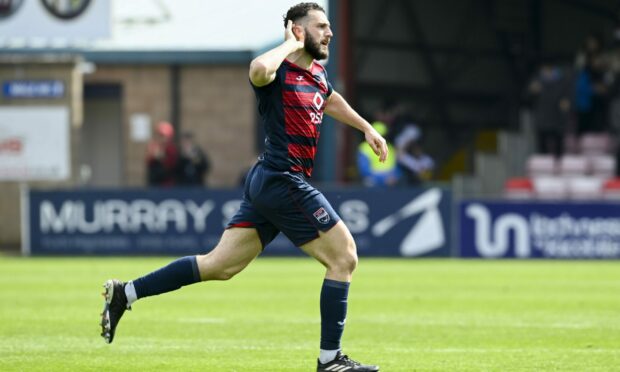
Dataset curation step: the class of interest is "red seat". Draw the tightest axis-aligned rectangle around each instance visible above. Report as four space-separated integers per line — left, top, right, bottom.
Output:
504 177 534 199
602 178 620 200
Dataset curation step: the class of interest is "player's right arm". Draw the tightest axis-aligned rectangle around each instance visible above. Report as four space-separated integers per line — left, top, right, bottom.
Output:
249 20 304 87
325 92 389 163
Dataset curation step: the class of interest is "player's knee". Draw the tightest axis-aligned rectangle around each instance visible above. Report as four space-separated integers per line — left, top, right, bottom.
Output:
330 252 357 275
345 249 358 273
330 240 358 274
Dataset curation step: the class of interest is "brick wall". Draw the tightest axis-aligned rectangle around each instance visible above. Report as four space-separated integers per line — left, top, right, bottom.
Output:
180 66 256 187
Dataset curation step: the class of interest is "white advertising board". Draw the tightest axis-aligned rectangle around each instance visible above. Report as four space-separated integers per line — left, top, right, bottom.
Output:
0 106 70 181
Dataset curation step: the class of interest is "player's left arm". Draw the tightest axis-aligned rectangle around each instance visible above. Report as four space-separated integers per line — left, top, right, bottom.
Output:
324 91 388 162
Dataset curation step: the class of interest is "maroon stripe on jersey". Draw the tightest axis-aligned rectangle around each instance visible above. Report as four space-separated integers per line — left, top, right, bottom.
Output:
284 72 314 86
291 164 313 176
288 143 316 159
282 91 325 109
229 221 255 228
284 107 317 137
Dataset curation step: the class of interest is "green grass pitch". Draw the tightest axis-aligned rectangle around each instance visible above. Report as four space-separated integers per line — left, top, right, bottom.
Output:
1 257 619 371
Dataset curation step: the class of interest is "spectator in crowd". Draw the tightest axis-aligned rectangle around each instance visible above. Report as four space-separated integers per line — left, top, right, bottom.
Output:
357 122 400 186
575 34 610 135
395 124 435 185
601 21 620 175
146 121 178 187
575 33 604 69
177 131 210 186
526 63 573 157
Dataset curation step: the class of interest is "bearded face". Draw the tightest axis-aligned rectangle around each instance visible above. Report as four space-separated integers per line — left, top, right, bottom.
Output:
304 28 329 60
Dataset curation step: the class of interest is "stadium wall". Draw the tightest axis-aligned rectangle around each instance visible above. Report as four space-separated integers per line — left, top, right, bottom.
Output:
0 59 256 249
84 64 256 188
0 56 83 248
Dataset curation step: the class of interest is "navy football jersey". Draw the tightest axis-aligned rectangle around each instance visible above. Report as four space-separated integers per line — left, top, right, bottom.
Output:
251 59 333 177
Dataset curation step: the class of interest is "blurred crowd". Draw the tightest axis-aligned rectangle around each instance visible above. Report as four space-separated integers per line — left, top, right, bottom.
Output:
357 102 435 187
526 31 620 174
146 122 211 187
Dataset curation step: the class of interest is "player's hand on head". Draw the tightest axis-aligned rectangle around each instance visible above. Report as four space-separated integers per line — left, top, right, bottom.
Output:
285 20 304 49
365 129 389 163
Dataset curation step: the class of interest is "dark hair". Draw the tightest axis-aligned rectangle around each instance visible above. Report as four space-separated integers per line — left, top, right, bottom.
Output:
283 2 325 27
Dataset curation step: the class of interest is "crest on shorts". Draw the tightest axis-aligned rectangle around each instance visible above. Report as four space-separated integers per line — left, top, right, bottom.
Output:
313 207 330 224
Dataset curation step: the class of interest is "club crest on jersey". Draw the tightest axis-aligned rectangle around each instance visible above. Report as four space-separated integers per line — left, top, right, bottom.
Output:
313 207 330 224
313 92 324 110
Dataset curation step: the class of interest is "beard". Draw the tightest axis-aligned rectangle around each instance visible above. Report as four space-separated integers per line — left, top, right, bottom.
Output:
304 32 328 60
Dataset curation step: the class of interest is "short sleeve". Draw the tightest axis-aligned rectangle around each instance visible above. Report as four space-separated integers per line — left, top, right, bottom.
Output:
250 72 279 94
322 68 334 97
251 67 282 116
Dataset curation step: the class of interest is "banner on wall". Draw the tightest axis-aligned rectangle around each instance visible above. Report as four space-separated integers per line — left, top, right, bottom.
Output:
25 187 451 257
460 201 620 259
0 106 70 181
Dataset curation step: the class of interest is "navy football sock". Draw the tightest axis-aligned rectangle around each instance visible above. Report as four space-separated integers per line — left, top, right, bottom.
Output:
320 278 350 351
132 256 201 299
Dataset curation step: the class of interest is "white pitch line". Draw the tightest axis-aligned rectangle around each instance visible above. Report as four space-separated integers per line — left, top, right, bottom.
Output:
378 347 620 354
177 317 226 324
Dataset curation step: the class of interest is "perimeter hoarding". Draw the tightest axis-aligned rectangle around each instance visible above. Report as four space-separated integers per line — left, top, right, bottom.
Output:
25 187 451 257
460 201 620 259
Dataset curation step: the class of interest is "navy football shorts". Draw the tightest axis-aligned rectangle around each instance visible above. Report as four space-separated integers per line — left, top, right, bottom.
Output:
227 161 341 247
